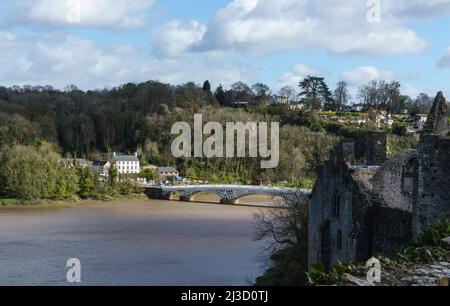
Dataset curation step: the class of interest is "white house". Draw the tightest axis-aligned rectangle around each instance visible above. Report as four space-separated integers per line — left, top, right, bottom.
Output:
113 152 140 174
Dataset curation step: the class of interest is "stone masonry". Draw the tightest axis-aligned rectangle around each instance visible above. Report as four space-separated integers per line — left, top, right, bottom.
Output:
309 92 450 270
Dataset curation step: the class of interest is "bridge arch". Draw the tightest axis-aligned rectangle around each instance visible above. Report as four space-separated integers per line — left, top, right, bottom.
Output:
157 185 309 206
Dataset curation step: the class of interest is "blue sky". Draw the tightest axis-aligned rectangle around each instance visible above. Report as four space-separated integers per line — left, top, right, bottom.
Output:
0 0 450 101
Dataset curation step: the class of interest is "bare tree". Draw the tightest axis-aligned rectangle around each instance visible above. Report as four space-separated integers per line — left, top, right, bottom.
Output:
253 191 308 253
333 81 350 112
278 85 297 102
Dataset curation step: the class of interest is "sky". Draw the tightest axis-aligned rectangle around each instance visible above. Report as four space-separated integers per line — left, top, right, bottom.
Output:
0 0 450 101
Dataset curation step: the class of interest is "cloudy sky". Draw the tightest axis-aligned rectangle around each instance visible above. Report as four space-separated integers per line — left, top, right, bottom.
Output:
0 0 450 99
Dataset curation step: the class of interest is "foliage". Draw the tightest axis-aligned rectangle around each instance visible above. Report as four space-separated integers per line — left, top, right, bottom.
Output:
396 246 448 265
0 143 142 202
298 76 333 111
0 142 78 200
386 134 419 159
254 196 309 286
391 120 408 136
393 219 450 265
418 219 450 246
306 263 356 286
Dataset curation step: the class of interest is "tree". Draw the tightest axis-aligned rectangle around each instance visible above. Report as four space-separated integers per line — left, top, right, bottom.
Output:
252 83 271 107
230 81 253 102
254 193 309 285
108 162 118 188
214 84 227 106
413 93 434 115
333 81 350 112
202 80 211 93
298 76 333 111
278 86 297 102
358 80 402 113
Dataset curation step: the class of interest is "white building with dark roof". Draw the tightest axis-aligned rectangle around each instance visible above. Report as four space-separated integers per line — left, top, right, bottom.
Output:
113 152 140 174
92 160 111 177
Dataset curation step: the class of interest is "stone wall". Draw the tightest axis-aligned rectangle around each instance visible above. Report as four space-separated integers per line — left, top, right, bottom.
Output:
370 150 418 212
309 146 358 269
413 135 450 239
370 204 412 257
351 131 387 165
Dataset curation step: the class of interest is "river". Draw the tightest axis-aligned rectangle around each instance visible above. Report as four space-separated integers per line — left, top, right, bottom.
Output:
0 195 275 286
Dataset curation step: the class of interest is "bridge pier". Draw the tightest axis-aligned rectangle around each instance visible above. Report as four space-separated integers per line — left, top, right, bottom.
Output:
220 198 240 205
144 188 172 200
179 195 194 202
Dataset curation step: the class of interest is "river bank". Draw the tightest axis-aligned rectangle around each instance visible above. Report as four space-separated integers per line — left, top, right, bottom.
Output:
0 193 147 207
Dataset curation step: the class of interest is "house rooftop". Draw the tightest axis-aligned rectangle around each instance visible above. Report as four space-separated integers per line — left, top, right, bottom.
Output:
114 155 139 162
92 160 109 167
157 167 178 173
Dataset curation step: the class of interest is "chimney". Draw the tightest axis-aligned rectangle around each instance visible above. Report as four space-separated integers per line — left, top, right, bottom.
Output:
113 152 116 157
134 152 138 157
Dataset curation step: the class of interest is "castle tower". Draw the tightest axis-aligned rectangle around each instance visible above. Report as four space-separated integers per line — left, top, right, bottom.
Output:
413 92 450 239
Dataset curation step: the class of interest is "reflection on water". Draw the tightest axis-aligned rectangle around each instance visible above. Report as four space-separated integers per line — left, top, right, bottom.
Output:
0 195 275 285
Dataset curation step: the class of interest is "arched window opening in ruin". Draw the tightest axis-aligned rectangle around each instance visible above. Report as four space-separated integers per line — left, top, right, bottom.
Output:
402 158 417 194
332 190 341 219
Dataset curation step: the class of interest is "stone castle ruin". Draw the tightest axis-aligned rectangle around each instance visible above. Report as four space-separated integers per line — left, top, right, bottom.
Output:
308 92 450 270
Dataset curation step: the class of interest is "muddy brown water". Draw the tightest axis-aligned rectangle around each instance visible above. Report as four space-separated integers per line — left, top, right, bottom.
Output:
0 194 276 285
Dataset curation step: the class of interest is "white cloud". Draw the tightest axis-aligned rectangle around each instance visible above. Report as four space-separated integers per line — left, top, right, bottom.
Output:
187 0 429 56
438 47 450 68
0 32 254 90
341 66 395 87
24 0 154 28
153 20 206 58
277 64 324 89
401 84 422 98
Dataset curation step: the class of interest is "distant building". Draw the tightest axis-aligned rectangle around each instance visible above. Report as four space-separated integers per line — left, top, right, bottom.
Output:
231 101 249 108
414 114 428 131
289 102 306 110
375 111 394 128
92 160 111 177
351 103 365 112
113 152 140 174
157 167 179 181
275 95 289 104
59 158 91 168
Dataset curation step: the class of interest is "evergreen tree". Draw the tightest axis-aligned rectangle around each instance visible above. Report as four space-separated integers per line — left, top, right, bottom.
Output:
299 76 333 111
202 80 211 93
214 84 227 106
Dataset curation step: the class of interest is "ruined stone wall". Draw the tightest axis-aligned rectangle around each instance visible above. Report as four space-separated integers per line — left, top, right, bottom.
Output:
364 132 387 165
350 131 387 165
309 143 368 269
370 150 418 212
413 135 450 239
370 204 413 257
